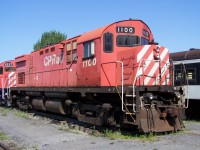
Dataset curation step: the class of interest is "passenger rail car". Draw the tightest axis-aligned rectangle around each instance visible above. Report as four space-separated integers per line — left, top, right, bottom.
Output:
9 19 184 132
0 60 16 106
170 48 200 118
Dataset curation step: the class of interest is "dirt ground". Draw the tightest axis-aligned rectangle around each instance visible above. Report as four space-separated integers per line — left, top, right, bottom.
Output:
0 109 200 150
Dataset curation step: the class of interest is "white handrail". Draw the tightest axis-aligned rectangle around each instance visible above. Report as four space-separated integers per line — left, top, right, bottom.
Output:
180 62 189 108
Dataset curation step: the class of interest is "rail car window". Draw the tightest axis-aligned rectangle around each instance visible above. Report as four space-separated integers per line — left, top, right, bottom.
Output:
59 50 64 63
0 67 3 74
186 68 196 80
51 47 55 52
72 41 77 50
117 35 140 47
40 51 43 55
66 51 71 63
45 49 49 53
84 41 95 58
104 32 113 52
5 67 15 72
175 68 196 85
72 50 77 61
175 70 183 80
66 43 71 51
141 37 149 45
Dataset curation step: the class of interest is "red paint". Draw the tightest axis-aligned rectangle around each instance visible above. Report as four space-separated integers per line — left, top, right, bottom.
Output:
4 20 170 89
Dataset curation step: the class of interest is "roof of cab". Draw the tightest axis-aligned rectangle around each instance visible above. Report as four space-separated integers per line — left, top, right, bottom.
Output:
77 19 151 44
77 25 108 44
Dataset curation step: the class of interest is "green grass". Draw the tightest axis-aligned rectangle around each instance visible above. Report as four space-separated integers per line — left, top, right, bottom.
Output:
58 125 69 131
0 131 10 141
14 110 34 119
0 107 36 119
184 120 200 124
0 107 13 116
103 129 157 142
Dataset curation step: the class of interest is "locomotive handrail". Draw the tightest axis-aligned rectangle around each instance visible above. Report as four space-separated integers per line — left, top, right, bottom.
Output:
182 62 189 108
115 61 124 111
101 61 125 112
173 62 189 109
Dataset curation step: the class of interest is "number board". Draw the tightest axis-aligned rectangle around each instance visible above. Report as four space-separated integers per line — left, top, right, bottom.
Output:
116 26 135 34
4 62 13 67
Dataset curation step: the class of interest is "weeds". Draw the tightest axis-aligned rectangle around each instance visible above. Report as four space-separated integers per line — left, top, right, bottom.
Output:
32 145 39 150
184 120 200 124
14 111 35 119
1 111 8 116
58 125 69 131
103 129 157 142
0 131 10 141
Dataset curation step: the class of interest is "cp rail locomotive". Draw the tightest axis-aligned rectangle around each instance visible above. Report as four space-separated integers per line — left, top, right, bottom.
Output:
170 48 200 118
0 19 185 133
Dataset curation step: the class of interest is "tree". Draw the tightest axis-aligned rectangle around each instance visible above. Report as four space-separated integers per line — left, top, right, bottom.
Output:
33 30 67 51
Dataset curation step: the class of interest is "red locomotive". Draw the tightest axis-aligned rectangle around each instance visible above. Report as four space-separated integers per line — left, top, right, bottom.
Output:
0 60 16 106
4 19 185 132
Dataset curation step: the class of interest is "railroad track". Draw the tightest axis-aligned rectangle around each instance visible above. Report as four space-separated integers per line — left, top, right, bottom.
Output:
7 107 122 136
29 109 117 136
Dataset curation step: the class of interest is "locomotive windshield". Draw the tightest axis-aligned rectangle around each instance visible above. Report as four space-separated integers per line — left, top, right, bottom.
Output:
117 35 140 47
5 67 15 72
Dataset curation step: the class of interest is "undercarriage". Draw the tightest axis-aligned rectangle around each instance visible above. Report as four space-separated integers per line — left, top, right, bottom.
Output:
10 85 185 133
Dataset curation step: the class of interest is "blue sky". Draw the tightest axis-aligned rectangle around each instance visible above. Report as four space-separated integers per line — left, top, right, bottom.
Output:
0 0 199 62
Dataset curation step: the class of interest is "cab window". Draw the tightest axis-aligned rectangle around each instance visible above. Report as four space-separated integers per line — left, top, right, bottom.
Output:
84 41 95 58
117 35 140 47
104 32 113 52
141 37 149 45
5 67 15 72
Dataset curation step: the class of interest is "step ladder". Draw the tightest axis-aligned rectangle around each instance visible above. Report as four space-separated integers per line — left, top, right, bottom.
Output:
124 93 136 115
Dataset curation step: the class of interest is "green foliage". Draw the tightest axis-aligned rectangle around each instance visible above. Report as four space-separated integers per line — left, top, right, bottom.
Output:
0 131 10 141
14 110 36 119
33 30 67 51
103 129 157 141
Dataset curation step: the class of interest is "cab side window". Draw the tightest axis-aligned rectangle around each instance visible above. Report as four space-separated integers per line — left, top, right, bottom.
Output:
72 40 78 61
84 41 95 58
0 66 3 74
104 32 113 52
66 42 71 63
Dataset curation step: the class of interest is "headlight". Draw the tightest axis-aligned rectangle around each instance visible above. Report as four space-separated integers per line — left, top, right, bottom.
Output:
146 93 153 100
